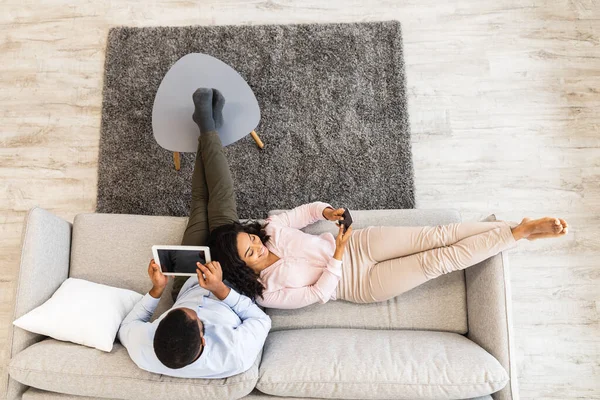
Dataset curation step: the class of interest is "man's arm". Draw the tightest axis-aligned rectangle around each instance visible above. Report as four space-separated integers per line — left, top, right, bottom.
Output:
220 288 271 371
118 292 160 348
198 262 271 372
119 260 168 349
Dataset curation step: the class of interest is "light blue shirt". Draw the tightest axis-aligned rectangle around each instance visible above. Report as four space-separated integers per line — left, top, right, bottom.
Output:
118 277 271 378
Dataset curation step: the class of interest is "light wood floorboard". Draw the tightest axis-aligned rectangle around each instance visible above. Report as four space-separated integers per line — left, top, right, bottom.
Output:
1 1 598 399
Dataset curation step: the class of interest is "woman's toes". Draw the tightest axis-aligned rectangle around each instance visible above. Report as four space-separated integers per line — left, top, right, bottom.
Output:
552 218 563 233
542 217 563 234
527 217 562 235
523 217 569 240
519 216 567 236
559 218 568 229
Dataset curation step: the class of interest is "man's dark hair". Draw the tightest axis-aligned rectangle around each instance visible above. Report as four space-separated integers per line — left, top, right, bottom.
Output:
209 221 269 300
153 309 202 369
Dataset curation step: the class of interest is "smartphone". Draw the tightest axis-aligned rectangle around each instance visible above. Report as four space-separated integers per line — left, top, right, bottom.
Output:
339 208 353 231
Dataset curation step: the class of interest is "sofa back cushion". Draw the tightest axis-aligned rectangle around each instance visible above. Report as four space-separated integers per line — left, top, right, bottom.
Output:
266 209 468 333
70 209 468 334
70 213 188 295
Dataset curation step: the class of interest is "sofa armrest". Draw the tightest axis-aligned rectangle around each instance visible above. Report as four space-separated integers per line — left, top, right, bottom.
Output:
6 207 72 400
465 251 519 400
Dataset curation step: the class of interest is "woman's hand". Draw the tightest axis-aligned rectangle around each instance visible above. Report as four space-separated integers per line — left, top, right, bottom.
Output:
148 259 169 298
323 207 345 222
333 224 353 260
197 261 231 300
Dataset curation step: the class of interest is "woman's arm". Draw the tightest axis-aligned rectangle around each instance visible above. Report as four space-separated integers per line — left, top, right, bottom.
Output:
268 202 333 230
258 258 342 309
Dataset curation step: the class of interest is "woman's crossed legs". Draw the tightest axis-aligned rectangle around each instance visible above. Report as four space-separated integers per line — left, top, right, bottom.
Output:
362 217 567 302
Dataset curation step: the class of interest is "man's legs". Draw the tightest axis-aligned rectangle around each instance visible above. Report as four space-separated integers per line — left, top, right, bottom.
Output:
201 131 239 232
192 87 238 231
171 135 211 301
171 88 238 301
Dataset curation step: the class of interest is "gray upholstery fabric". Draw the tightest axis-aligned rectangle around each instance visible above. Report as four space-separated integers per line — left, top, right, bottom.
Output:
466 251 518 400
7 208 72 400
266 209 468 333
257 329 508 399
71 209 470 333
23 389 97 400
69 213 188 294
69 212 245 322
21 387 494 400
10 339 259 400
242 389 494 400
11 208 515 400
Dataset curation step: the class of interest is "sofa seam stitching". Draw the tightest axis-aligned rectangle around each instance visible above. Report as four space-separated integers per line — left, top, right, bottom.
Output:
501 250 516 398
5 207 39 396
9 207 37 358
8 366 258 387
258 379 509 386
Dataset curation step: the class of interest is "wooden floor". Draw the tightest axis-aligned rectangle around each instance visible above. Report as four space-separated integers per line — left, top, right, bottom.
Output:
1 1 598 399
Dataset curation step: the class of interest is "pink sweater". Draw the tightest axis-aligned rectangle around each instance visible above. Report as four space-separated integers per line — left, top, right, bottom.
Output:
257 202 342 309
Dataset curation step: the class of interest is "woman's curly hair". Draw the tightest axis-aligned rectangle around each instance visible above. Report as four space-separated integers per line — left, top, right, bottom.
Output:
208 221 270 300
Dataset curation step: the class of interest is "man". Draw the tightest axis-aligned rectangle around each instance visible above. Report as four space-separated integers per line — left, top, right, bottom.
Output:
118 88 271 378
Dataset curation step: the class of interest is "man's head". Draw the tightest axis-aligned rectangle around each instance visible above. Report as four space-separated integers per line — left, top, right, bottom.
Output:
153 308 205 369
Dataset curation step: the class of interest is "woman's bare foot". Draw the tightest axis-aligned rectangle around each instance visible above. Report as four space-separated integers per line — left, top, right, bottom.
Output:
526 218 569 240
511 217 566 241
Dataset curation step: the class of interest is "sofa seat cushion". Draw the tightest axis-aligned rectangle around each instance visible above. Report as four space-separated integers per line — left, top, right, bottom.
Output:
20 387 494 400
265 209 468 334
240 389 494 400
9 339 258 400
257 329 508 400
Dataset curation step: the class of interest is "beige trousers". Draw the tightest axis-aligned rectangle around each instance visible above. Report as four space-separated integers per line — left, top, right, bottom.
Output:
336 221 517 303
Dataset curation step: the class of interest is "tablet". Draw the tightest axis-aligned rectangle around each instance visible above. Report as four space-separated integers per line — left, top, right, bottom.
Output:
151 245 212 276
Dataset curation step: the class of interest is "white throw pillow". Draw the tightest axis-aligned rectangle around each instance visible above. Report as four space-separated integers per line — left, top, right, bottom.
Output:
13 278 143 352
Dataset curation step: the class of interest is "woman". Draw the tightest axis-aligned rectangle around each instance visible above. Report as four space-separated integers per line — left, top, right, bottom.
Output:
209 202 568 309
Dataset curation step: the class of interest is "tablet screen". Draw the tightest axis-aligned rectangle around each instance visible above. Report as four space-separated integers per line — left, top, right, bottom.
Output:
156 248 207 274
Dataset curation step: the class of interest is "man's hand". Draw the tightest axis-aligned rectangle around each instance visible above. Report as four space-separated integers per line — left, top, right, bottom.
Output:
148 259 169 298
197 261 231 301
323 207 345 222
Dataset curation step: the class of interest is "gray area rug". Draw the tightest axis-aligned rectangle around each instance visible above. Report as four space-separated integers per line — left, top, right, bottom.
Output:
97 21 414 219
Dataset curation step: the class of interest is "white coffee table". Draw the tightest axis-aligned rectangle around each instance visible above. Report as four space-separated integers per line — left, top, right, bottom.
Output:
152 53 263 170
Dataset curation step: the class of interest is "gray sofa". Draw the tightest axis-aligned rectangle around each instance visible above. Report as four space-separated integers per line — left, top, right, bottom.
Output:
7 207 519 400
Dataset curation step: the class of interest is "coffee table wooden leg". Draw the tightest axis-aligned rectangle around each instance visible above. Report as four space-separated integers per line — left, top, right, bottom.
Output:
250 130 264 149
173 152 181 171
